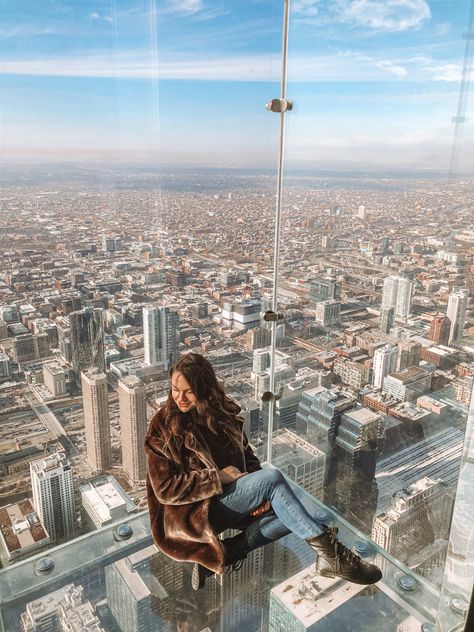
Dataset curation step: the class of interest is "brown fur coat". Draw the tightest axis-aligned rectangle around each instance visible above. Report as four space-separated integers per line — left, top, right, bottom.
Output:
145 408 262 574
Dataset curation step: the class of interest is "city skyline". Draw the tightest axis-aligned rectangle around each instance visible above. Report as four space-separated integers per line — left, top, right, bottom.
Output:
1 0 473 170
0 168 472 629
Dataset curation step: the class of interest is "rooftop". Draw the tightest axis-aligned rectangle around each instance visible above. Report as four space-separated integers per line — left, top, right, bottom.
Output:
0 500 48 555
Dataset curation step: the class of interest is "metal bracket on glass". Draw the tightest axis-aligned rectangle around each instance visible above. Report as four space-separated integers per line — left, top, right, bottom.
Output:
449 596 469 616
262 310 285 322
314 509 332 523
398 574 418 592
113 523 133 541
353 540 374 558
266 98 293 113
261 388 283 402
34 557 55 576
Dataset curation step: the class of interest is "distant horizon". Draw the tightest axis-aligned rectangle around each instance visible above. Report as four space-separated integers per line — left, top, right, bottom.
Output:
0 159 470 178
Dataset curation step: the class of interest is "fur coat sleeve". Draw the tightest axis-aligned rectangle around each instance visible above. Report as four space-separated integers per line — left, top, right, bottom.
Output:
145 427 223 505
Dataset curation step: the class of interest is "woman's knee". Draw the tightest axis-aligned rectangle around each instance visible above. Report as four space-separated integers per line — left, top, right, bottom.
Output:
259 467 286 487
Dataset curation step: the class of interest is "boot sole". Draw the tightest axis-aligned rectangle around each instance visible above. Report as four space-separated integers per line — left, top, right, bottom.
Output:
192 563 206 590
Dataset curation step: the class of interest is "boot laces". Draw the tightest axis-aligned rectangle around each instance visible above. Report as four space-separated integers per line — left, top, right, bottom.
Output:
339 545 360 566
225 558 246 573
326 526 360 566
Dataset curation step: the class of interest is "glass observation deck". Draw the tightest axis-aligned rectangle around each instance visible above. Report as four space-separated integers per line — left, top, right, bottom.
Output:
0 482 445 632
1 0 474 631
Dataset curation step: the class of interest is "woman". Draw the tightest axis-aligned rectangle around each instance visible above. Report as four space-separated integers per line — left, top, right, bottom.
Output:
145 353 381 590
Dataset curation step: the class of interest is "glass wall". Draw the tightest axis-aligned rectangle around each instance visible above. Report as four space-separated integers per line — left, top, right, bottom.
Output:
265 0 474 630
1 1 473 631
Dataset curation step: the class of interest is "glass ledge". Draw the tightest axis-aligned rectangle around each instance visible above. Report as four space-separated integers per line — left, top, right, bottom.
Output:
0 485 442 632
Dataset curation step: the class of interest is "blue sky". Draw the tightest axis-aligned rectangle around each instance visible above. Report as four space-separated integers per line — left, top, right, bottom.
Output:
1 0 472 171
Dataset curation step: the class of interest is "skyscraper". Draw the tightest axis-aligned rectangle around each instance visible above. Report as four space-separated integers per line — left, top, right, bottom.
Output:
372 344 398 389
296 390 379 532
396 339 421 371
252 346 272 373
381 275 413 321
30 452 75 542
69 307 106 382
118 375 148 484
105 545 185 632
372 476 453 564
309 278 340 306
429 314 451 346
21 585 103 632
446 288 468 345
81 368 112 472
143 305 179 368
315 299 341 326
381 275 399 310
380 306 395 334
270 429 325 498
395 276 413 320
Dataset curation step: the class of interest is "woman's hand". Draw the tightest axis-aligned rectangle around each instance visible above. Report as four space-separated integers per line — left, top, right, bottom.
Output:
249 501 271 517
218 466 248 485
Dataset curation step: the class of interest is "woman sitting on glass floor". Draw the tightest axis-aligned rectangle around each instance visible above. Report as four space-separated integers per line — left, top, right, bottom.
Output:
144 352 382 590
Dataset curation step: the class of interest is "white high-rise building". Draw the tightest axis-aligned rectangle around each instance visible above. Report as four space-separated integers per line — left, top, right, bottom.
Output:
381 276 413 321
315 299 341 326
43 361 67 397
30 452 75 542
372 476 453 563
447 288 468 344
395 277 413 320
118 376 148 484
381 275 399 309
143 306 179 368
21 585 103 632
372 344 398 389
252 347 272 373
0 352 11 379
82 368 112 472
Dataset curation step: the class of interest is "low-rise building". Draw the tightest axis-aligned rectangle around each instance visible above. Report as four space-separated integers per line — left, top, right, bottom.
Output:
80 475 138 529
0 500 49 564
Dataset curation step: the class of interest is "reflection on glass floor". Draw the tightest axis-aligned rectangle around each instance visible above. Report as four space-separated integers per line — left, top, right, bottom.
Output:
0 492 449 632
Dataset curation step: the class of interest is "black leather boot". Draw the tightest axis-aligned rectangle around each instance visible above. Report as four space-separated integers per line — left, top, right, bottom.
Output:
306 526 382 585
192 532 250 591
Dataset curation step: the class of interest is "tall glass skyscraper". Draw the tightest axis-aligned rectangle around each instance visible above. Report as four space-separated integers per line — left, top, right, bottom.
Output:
143 306 179 369
69 307 106 382
447 288 468 344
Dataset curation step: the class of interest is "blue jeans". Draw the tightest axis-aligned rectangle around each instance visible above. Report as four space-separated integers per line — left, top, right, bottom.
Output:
208 467 324 552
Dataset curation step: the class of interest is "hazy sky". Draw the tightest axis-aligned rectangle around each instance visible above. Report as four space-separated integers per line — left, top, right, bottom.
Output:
1 0 472 171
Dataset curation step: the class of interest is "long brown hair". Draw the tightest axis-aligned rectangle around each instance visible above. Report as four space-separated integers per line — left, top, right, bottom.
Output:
161 353 243 449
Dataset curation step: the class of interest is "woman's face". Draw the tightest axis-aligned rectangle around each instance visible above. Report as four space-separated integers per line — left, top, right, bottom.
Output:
171 371 198 412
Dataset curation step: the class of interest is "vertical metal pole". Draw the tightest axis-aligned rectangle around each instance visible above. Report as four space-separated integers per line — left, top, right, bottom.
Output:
267 0 291 464
448 0 473 182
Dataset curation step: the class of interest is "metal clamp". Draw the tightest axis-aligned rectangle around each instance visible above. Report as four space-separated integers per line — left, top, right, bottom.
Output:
266 98 293 113
113 524 133 541
261 388 283 402
262 310 284 322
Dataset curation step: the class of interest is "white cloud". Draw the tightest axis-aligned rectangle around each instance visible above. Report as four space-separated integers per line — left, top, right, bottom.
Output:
293 0 321 17
432 63 462 82
375 60 408 77
1 49 461 84
163 0 204 15
89 11 113 23
335 0 431 31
